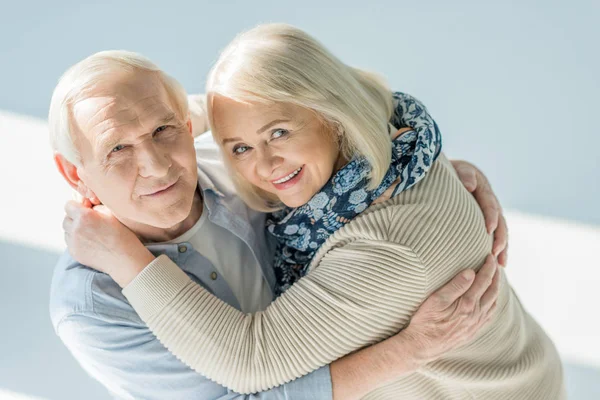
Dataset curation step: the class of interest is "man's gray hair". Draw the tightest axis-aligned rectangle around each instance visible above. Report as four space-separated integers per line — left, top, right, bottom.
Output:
48 50 189 166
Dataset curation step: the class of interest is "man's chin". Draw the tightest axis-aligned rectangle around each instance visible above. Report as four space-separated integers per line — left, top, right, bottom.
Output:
116 205 191 236
146 207 191 229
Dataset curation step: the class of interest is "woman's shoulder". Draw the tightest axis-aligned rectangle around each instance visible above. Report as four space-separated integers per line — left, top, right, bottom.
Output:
310 154 489 265
349 154 466 227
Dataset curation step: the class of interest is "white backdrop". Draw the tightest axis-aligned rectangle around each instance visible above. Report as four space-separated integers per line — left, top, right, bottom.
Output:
1 1 599 399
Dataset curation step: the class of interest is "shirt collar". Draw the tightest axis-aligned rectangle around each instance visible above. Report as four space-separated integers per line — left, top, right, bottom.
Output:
196 165 225 198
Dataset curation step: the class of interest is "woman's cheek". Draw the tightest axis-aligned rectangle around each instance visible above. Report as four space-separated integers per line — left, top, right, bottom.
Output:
247 160 265 188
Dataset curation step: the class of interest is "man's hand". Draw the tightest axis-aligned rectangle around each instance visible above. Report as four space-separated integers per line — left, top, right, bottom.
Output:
63 199 154 287
399 254 499 366
331 255 500 400
452 160 508 266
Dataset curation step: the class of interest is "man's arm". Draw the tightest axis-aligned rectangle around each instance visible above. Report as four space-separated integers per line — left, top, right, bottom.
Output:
329 255 498 399
188 93 210 137
56 312 333 400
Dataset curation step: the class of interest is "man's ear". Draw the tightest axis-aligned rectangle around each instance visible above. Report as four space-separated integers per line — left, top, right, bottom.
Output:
54 153 101 204
186 116 193 137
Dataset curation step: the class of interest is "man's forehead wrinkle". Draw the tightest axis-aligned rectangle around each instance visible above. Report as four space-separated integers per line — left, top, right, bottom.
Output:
88 93 161 131
138 102 174 127
92 103 175 153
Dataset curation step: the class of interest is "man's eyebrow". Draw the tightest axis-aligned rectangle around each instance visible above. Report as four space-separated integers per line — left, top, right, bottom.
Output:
96 133 120 154
256 119 290 134
159 112 177 125
222 137 243 145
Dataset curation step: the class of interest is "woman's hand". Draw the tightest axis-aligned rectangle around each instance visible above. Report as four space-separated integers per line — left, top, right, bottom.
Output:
451 160 509 266
63 199 155 287
399 254 500 366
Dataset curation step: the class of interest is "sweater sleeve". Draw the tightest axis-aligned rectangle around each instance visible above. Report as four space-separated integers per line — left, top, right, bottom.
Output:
122 238 428 394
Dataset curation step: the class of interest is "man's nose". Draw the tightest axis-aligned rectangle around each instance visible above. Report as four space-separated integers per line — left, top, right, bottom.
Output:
137 142 172 178
255 147 283 180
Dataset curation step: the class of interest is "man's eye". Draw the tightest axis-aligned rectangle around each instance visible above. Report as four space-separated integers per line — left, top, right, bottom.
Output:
154 125 168 136
233 145 250 155
112 144 125 153
271 129 288 139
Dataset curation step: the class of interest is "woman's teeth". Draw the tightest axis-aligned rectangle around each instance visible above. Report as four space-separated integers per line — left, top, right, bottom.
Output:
273 167 303 184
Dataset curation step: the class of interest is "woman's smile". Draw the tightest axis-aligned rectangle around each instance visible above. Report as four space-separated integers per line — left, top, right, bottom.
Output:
270 166 304 190
211 96 341 208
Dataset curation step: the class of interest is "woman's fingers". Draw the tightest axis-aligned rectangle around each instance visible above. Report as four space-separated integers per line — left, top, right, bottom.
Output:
430 269 475 308
93 204 113 218
62 216 73 232
460 255 497 311
64 200 87 218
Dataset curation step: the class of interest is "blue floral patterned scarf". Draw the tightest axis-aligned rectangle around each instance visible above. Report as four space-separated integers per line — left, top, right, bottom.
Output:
267 92 442 295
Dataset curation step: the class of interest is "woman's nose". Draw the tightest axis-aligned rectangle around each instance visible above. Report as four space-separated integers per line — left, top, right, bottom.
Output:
255 147 283 180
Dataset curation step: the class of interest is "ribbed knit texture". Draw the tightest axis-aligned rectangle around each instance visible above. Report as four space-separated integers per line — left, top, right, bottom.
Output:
123 154 565 399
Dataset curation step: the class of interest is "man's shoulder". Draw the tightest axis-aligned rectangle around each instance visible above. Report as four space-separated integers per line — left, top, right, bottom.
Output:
49 250 142 333
193 132 243 199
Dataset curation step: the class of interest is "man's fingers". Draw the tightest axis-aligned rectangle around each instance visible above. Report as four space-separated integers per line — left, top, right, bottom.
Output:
453 161 477 192
432 269 475 307
498 247 508 267
493 214 509 259
461 255 497 308
484 301 498 322
480 265 501 311
473 183 499 234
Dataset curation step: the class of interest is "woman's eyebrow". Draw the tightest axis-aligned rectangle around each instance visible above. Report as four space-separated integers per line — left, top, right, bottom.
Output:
256 119 291 134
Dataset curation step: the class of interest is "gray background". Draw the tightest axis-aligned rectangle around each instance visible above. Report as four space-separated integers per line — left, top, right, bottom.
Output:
0 0 598 399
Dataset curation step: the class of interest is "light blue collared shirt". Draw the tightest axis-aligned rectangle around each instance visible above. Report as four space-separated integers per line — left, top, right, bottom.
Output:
49 133 332 400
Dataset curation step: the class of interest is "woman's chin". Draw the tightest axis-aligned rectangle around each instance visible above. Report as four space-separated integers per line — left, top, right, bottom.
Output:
279 192 314 208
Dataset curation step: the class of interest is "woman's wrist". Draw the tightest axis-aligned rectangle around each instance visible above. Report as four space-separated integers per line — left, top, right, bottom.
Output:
110 246 156 288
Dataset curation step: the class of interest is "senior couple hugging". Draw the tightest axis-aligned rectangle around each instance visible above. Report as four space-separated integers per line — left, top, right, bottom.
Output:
49 23 565 399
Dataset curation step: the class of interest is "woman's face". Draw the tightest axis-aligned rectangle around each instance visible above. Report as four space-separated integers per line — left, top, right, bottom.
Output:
212 96 343 208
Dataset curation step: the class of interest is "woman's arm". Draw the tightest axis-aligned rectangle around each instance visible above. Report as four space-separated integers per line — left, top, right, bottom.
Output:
62 158 504 395
118 236 495 395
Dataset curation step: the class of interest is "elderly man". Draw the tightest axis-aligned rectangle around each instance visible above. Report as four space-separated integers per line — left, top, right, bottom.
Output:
49 51 506 400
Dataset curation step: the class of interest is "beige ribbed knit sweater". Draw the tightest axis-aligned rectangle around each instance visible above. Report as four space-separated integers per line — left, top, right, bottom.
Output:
123 154 565 399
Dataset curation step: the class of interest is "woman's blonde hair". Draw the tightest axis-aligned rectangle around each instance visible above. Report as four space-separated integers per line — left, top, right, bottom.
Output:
206 23 394 211
48 50 189 166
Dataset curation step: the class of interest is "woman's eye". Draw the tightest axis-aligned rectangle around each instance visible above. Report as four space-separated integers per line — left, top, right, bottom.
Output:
111 144 125 153
233 145 250 155
271 129 288 139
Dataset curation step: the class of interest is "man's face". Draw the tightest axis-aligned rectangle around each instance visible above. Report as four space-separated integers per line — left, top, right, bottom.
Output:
71 72 198 230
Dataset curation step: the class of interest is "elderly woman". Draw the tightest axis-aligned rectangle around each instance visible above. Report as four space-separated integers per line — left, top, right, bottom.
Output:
63 25 564 399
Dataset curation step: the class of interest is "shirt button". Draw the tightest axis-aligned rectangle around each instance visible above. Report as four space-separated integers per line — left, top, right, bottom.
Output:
210 272 218 280
178 245 188 253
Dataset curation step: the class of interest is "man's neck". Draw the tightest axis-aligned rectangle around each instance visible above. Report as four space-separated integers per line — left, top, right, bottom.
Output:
125 187 204 244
